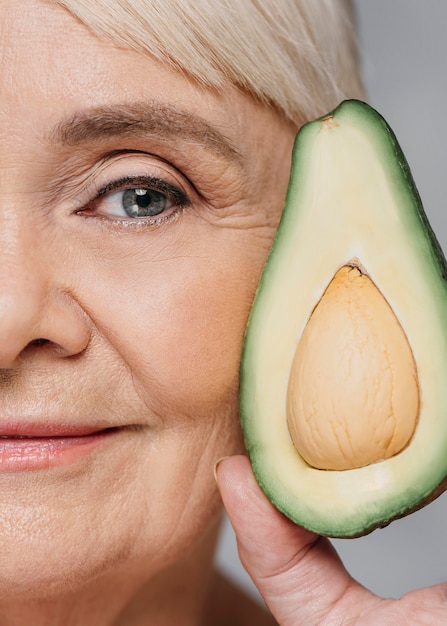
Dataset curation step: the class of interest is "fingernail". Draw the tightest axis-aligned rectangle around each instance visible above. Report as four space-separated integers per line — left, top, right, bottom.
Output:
213 456 230 483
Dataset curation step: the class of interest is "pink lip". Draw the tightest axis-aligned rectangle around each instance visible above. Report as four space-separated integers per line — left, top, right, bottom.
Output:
0 424 120 471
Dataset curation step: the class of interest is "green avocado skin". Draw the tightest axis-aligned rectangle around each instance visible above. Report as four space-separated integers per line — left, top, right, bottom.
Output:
239 99 447 538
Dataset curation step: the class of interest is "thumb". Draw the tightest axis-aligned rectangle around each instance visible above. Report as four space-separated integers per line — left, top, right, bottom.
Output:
216 455 381 626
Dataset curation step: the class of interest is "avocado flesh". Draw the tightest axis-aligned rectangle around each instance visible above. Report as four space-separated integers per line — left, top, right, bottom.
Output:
240 99 447 538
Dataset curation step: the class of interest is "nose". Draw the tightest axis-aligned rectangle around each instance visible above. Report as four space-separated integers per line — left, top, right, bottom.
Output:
0 227 91 369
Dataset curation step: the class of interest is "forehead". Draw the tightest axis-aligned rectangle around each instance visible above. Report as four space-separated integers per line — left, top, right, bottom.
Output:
0 0 295 206
0 0 244 146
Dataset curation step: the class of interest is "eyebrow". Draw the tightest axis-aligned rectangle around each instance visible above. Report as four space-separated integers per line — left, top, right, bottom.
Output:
50 102 241 162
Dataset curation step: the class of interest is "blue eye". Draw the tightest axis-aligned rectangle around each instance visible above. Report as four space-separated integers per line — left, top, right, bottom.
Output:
88 176 189 221
110 187 173 218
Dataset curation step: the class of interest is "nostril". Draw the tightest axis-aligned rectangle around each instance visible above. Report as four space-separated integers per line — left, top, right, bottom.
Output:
28 338 50 347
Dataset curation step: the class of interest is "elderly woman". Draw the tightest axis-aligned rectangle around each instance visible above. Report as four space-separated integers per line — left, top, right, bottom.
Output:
1 0 444 624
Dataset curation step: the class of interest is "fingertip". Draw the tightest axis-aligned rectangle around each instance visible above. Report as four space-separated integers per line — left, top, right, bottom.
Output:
215 454 266 516
215 453 315 546
214 454 252 488
213 455 230 483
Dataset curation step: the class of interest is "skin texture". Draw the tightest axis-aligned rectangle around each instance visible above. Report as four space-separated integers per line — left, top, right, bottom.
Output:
2 1 445 625
0 0 293 623
218 456 447 626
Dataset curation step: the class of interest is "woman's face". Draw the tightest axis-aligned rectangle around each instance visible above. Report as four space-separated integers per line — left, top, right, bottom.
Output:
0 0 295 595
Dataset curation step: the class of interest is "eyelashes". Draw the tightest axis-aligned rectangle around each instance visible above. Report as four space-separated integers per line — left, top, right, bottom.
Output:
79 174 190 226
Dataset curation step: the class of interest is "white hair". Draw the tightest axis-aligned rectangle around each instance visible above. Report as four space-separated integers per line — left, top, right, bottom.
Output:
56 0 363 126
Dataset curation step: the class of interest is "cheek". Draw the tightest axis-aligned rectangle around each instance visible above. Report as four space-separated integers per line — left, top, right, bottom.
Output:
80 221 274 418
153 246 270 416
155 273 248 413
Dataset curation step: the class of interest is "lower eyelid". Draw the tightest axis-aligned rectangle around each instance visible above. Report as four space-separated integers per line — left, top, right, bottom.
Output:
112 205 185 228
77 204 185 229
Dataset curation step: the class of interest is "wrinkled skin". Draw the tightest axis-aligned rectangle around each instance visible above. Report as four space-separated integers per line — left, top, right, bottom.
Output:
0 0 293 623
2 1 444 625
218 457 447 625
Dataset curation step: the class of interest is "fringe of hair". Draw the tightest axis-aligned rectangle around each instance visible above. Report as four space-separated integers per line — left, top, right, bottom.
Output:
56 0 364 126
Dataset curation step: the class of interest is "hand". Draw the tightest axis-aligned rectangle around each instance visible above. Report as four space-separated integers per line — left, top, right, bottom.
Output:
216 455 447 625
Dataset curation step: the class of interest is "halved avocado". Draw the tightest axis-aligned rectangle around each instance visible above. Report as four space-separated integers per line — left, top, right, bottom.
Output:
240 99 447 538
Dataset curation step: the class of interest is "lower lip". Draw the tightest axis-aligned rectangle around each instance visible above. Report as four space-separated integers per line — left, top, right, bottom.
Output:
0 430 117 471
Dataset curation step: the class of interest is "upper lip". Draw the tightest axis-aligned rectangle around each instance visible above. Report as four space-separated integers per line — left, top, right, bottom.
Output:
0 423 116 438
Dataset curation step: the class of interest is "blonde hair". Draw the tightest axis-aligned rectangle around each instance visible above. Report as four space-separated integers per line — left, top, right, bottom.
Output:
56 0 363 126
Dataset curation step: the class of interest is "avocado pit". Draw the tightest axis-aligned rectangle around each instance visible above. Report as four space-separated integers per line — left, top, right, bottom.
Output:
286 262 420 471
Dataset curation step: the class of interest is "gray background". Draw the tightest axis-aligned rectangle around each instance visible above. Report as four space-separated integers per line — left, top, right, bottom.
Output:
216 1 447 600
